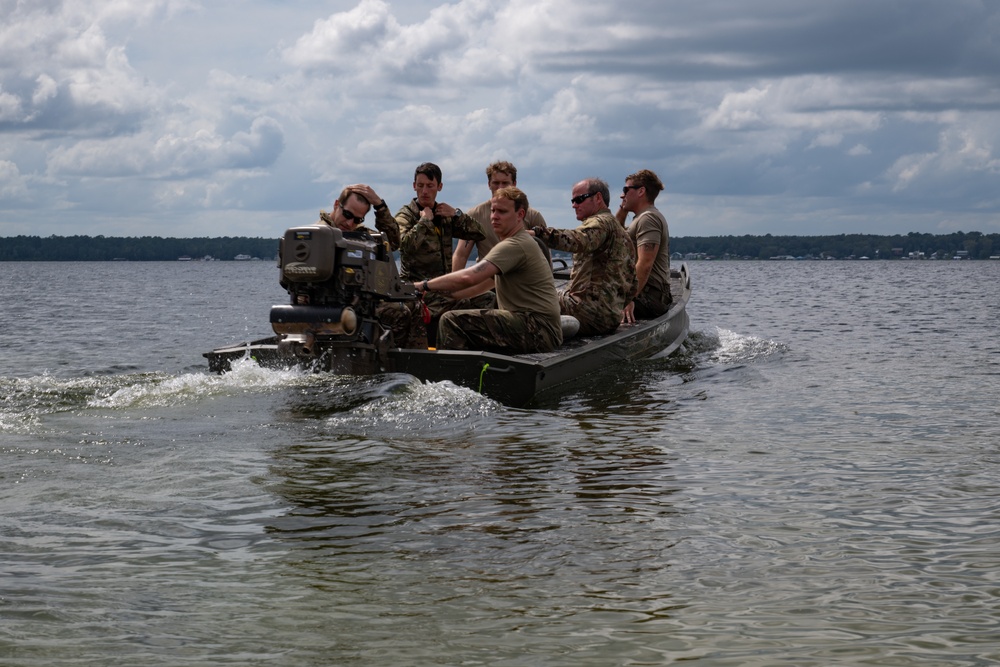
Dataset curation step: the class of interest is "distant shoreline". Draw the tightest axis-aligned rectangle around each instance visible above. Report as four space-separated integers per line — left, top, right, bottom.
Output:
1 231 997 261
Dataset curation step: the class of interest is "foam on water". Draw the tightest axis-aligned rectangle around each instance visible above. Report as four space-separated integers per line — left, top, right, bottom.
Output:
710 326 787 364
88 358 310 410
1 351 509 441
325 377 498 434
0 358 312 433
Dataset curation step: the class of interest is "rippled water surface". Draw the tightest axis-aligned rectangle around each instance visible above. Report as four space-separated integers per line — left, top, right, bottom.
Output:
2 260 999 666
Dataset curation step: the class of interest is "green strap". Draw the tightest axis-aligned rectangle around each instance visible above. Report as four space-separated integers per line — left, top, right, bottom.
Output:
478 363 490 393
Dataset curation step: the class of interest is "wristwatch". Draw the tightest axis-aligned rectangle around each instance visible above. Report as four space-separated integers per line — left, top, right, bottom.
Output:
453 208 462 219
422 279 430 292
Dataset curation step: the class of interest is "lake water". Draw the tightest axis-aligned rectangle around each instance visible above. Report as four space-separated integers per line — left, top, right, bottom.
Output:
2 259 999 666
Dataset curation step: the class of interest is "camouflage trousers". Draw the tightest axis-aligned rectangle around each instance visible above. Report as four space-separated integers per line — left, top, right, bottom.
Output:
377 291 497 349
633 284 672 319
438 309 561 354
558 292 621 337
376 300 428 349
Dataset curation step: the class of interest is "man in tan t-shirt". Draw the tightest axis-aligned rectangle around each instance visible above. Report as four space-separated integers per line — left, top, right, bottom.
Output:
417 187 561 354
452 160 547 269
615 169 672 323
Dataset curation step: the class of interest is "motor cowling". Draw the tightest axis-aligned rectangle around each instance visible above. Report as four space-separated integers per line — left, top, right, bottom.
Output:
273 225 414 342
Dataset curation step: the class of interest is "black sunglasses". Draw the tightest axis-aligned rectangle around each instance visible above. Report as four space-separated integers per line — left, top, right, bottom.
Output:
341 207 365 224
622 185 643 195
571 192 596 205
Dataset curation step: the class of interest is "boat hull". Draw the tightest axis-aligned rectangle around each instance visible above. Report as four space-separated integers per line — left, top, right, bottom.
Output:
205 264 691 407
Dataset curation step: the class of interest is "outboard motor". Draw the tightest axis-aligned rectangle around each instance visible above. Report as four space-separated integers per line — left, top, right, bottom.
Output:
272 225 415 371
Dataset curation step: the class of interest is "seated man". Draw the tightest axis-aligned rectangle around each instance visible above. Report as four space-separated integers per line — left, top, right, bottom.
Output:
396 162 485 281
395 162 492 346
318 184 398 248
533 178 636 337
616 169 672 322
416 187 562 354
315 184 420 346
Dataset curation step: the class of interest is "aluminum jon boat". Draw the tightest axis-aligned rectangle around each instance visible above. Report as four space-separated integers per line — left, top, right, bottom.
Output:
204 225 691 407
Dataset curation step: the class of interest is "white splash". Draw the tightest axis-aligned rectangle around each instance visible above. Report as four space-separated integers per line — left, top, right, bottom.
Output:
711 327 787 364
88 358 308 410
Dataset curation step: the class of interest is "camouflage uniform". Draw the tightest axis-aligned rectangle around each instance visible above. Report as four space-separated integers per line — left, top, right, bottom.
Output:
395 200 486 282
438 230 562 354
376 300 428 349
438 309 559 354
395 200 494 346
535 208 637 337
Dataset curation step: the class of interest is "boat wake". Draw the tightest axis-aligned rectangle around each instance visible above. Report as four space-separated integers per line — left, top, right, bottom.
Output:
0 359 306 434
704 327 787 365
323 378 499 438
0 356 503 437
666 328 787 372
93 359 311 411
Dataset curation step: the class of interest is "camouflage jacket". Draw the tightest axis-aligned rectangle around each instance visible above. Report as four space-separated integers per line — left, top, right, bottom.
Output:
536 208 637 310
395 199 486 281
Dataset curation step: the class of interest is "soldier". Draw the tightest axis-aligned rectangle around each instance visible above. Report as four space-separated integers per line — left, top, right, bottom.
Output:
315 184 414 346
394 162 493 346
317 184 398 248
395 162 485 281
533 178 637 337
452 160 547 269
417 187 561 354
615 169 672 323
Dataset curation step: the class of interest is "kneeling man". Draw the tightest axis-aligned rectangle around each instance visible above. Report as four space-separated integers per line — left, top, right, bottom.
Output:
415 187 562 354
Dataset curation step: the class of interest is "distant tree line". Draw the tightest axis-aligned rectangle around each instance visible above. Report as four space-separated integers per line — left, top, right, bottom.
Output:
671 231 998 260
0 235 280 261
0 230 997 261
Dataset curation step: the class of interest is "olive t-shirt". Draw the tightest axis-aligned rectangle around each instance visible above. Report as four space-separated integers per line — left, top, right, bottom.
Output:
627 206 671 295
483 230 561 333
467 200 547 258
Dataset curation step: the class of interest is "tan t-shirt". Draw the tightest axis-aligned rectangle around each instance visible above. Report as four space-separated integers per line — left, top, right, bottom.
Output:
467 200 547 259
483 230 561 334
627 205 671 295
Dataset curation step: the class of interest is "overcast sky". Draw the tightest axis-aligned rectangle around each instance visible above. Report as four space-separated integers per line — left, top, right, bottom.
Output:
2 0 999 239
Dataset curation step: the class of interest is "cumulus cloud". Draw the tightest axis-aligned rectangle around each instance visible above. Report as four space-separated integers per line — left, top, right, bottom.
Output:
32 74 59 108
0 87 22 122
47 116 284 179
1 0 1000 237
282 0 399 70
0 1 174 134
887 118 1000 208
0 159 30 200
